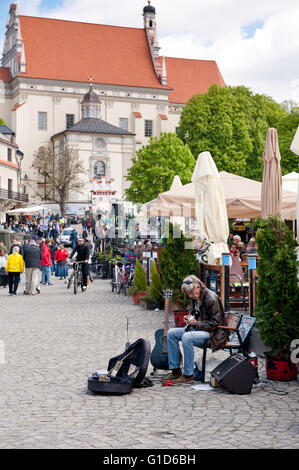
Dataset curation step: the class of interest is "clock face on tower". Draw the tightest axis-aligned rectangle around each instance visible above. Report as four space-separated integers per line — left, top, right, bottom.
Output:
94 137 106 149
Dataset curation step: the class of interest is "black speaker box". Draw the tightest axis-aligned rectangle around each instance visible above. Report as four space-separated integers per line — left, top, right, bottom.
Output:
211 353 256 394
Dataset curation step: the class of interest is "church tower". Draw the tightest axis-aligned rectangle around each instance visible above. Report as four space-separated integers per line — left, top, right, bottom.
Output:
81 77 101 119
143 1 166 85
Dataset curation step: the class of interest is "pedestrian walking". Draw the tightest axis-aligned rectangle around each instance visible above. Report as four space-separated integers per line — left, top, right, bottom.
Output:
23 239 42 295
0 248 8 287
40 239 53 286
5 246 24 295
70 228 78 249
54 244 69 279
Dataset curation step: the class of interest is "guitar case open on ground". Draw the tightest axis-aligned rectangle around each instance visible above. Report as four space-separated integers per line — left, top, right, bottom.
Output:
88 338 151 394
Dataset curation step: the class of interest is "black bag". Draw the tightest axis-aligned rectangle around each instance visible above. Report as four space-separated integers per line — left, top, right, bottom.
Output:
88 338 151 394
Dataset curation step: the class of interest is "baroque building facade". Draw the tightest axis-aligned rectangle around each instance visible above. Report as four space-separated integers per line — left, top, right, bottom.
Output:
0 2 225 212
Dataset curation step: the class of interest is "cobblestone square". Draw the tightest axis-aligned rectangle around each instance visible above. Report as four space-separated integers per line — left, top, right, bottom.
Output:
0 277 298 449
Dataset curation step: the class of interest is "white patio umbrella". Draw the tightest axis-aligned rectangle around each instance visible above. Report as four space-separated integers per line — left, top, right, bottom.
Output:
191 151 229 265
169 175 184 232
290 126 299 242
7 205 47 215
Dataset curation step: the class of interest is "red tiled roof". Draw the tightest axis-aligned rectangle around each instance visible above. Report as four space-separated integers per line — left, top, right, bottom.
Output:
0 67 12 83
15 16 225 104
18 16 168 90
0 159 19 169
164 57 225 104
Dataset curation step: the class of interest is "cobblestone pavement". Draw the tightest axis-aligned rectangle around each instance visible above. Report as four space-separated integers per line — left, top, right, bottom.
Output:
0 276 298 449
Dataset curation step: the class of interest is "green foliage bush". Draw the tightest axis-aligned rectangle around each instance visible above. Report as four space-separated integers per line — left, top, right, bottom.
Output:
254 217 299 358
160 223 198 308
133 258 147 293
149 260 163 302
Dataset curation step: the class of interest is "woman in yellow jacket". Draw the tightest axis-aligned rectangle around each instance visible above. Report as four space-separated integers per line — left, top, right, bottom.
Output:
5 245 24 296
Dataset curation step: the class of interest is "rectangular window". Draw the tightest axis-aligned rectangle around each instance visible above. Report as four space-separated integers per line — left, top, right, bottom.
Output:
66 114 74 129
7 148 12 161
119 118 128 131
38 112 47 130
145 120 153 137
59 139 64 155
8 178 13 197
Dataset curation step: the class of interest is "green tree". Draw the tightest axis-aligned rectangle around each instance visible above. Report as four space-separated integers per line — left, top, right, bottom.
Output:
125 132 194 203
0 118 6 125
276 108 299 175
178 84 287 181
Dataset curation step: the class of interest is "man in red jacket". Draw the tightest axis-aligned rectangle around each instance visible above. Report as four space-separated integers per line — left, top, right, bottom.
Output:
40 239 53 286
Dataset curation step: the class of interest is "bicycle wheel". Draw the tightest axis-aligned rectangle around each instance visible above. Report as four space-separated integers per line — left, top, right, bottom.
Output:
116 272 122 294
67 276 72 289
73 272 78 294
80 271 84 292
122 279 127 296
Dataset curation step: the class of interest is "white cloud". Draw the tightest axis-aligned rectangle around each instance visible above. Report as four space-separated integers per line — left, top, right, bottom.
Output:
3 0 299 103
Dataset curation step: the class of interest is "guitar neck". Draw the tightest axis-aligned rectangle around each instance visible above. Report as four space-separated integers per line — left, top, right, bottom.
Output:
163 298 169 337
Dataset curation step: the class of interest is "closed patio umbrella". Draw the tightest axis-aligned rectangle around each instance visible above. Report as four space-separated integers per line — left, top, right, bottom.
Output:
261 128 282 218
191 151 229 265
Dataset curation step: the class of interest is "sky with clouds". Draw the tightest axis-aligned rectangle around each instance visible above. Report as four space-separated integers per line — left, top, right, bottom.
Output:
0 0 298 104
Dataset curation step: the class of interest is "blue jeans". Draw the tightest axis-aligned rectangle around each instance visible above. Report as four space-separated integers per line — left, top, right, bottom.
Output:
41 265 51 285
167 327 210 376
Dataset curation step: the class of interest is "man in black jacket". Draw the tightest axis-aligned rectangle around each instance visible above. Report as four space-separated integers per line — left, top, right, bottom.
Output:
70 237 90 290
23 239 42 295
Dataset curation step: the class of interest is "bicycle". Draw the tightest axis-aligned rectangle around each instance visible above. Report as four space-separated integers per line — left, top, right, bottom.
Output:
67 260 86 294
119 262 135 295
111 260 123 294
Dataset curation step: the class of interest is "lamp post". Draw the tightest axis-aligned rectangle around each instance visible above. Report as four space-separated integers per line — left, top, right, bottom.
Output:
248 254 257 316
222 252 231 313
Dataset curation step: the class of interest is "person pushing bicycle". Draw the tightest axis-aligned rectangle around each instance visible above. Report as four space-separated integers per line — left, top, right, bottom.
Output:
69 237 90 291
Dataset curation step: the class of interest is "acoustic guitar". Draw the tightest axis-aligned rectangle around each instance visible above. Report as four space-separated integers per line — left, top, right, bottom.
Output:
150 289 173 371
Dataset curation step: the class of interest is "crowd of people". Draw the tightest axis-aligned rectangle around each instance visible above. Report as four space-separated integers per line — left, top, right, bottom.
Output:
0 212 95 295
229 234 258 260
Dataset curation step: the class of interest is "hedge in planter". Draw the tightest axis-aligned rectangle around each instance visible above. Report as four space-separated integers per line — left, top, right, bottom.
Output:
160 222 198 309
131 258 147 304
254 216 299 379
147 260 163 309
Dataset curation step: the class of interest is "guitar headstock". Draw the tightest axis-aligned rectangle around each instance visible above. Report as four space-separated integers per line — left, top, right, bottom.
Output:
163 288 173 300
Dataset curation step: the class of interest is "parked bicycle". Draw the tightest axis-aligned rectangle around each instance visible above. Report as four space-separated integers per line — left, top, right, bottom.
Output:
90 255 108 280
111 260 124 294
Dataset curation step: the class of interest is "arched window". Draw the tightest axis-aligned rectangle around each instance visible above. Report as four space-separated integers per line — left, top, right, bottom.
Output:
94 161 105 178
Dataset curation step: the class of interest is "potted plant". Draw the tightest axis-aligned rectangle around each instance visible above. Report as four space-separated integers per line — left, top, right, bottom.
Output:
254 216 299 381
143 260 163 310
160 223 198 325
131 258 147 305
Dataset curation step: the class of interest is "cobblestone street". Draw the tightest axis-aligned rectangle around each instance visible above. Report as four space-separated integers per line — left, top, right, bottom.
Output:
0 277 298 449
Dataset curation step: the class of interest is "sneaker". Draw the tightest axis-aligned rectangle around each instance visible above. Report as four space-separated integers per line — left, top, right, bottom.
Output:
162 370 182 382
8 292 13 296
48 283 53 286
82 286 87 291
174 374 195 385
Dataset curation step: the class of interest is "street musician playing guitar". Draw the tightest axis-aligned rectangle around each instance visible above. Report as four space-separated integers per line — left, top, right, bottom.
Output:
163 275 228 384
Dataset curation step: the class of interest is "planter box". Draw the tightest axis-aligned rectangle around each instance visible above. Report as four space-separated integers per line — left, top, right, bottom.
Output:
265 354 297 381
133 292 146 305
147 300 163 310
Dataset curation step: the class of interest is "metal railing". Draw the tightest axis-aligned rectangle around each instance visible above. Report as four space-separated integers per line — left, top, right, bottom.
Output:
0 188 28 202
